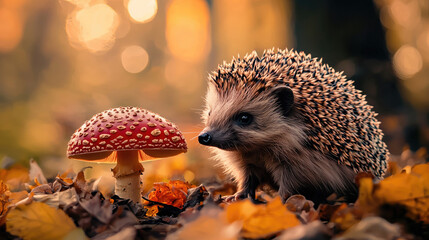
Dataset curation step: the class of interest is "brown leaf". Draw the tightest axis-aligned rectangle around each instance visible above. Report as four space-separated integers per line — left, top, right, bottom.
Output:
183 184 209 209
29 159 47 185
80 193 113 224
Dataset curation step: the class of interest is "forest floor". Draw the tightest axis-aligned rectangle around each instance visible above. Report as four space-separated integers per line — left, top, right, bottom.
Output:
0 148 428 240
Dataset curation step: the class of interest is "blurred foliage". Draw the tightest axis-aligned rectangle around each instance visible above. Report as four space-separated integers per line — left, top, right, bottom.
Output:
0 0 427 182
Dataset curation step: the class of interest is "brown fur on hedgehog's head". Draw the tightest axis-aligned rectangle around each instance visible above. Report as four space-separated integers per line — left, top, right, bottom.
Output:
199 48 389 178
201 82 306 152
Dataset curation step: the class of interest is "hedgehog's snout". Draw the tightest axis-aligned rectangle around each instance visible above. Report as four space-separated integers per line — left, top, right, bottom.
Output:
198 132 212 145
199 128 237 150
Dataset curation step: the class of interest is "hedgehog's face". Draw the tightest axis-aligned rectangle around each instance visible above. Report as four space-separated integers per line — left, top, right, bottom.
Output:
199 84 298 151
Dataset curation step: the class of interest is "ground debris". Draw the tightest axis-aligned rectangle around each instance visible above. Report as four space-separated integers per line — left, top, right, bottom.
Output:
0 158 429 239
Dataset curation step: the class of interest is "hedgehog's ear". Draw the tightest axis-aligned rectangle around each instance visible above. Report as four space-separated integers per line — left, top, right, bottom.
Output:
270 86 294 116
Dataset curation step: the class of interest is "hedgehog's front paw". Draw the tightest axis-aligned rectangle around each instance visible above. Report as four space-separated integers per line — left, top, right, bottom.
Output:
224 190 247 202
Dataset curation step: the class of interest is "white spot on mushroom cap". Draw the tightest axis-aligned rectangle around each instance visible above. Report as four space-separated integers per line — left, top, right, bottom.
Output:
151 129 161 136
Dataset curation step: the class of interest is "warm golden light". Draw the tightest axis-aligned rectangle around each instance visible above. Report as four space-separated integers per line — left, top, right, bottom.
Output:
0 8 23 52
393 45 423 78
166 0 211 62
212 0 291 61
417 29 429 54
127 0 157 23
121 45 149 73
66 3 119 52
389 0 420 28
183 170 195 182
20 120 63 153
164 59 201 93
63 0 91 8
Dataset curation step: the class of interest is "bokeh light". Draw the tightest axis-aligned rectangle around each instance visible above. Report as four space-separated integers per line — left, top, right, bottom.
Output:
164 59 202 93
166 0 211 63
63 0 91 8
417 29 429 56
121 45 149 73
388 0 420 28
127 0 157 23
393 45 423 79
66 3 119 52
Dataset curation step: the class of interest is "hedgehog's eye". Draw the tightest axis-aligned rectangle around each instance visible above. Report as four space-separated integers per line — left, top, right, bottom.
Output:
234 112 253 126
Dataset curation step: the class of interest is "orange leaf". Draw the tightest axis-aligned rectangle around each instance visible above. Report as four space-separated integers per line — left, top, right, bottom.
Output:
226 197 301 239
330 203 362 231
144 205 160 217
147 180 195 209
0 181 10 226
0 165 29 191
357 162 429 223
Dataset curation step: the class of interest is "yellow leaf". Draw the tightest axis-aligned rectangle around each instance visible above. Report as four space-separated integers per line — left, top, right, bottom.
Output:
6 201 81 240
356 177 374 211
63 228 88 240
357 162 429 223
226 197 301 239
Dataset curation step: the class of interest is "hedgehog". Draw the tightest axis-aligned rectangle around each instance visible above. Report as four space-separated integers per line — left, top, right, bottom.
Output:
198 48 389 204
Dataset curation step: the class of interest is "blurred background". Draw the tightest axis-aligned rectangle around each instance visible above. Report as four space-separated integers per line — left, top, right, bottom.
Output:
0 0 428 188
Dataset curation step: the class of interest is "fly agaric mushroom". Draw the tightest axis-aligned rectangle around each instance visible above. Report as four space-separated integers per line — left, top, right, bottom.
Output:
67 107 187 203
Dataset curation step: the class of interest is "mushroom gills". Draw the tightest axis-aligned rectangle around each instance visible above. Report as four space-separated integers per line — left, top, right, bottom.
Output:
143 149 186 158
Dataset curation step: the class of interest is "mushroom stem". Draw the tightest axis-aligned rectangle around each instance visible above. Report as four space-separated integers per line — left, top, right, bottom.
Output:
115 172 141 203
112 151 144 203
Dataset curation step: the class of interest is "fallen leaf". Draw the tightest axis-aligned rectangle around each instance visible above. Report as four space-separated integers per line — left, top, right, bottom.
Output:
30 188 79 208
65 193 138 237
167 206 241 240
6 201 81 240
183 185 209 209
104 227 136 240
330 203 362 231
0 165 29 191
144 205 159 217
357 162 429 223
356 177 375 212
80 193 113 224
226 197 301 239
284 195 319 223
9 190 28 205
63 227 88 240
334 217 400 240
277 220 332 240
29 159 47 185
110 196 146 219
146 180 196 215
0 181 10 226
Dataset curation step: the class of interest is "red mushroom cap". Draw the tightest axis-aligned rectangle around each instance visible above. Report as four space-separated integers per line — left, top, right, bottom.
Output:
67 107 187 162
